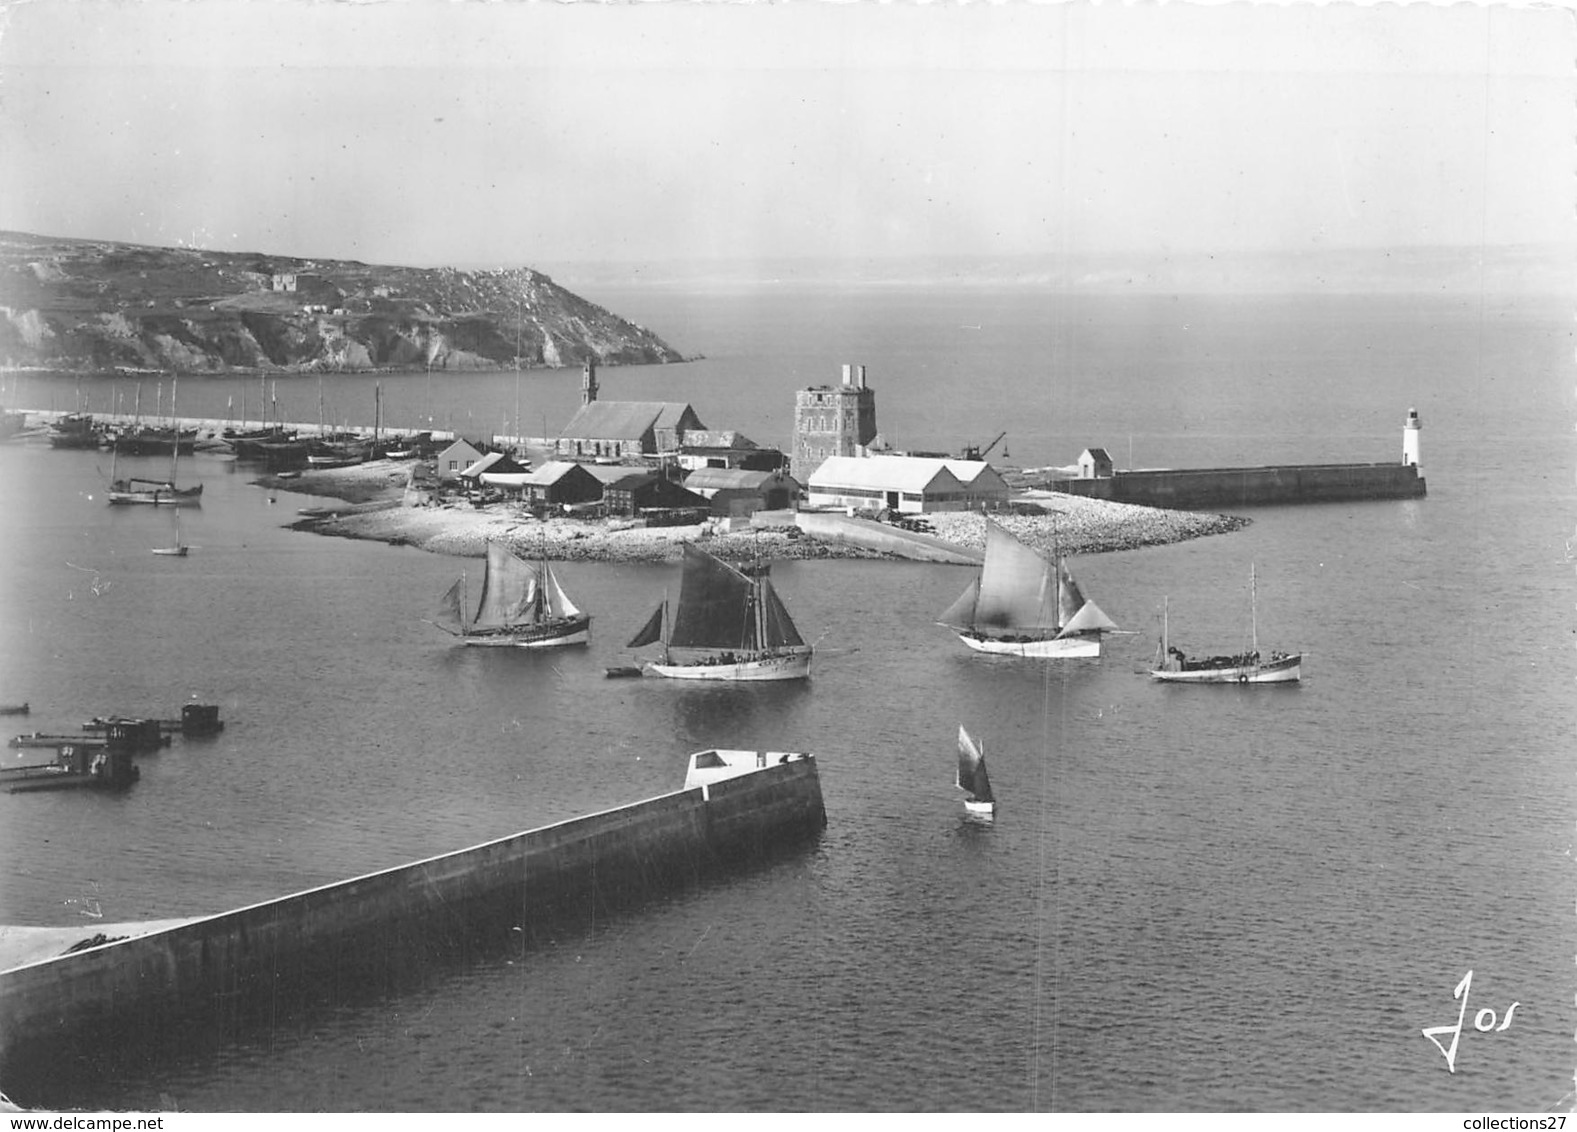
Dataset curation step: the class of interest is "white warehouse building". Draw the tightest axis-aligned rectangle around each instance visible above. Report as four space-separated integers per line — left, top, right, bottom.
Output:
805 455 1009 514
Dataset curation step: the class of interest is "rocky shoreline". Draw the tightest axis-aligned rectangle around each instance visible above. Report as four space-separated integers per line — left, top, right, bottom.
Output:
264 460 1250 564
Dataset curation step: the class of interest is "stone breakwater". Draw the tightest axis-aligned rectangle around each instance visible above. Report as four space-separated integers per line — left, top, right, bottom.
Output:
271 461 1249 563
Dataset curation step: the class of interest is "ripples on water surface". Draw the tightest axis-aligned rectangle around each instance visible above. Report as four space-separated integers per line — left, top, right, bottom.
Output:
0 292 1572 1111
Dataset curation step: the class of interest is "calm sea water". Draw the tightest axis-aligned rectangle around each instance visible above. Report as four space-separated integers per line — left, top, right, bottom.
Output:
0 288 1572 1112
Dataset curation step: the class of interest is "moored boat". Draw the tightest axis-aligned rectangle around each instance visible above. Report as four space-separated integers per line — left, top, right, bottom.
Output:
628 543 812 681
434 541 591 648
46 414 101 449
107 376 202 506
1 743 140 794
938 519 1118 658
1149 565 1302 684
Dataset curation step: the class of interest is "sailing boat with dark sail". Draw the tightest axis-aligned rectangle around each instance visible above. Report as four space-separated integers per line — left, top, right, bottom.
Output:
434 541 590 648
628 543 812 681
937 519 1117 657
1149 563 1301 684
956 725 996 817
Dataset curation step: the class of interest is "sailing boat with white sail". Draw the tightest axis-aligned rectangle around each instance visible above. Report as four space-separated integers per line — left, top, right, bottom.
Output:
434 541 591 648
151 511 190 557
1149 563 1301 684
937 519 1117 657
627 543 812 681
956 725 996 816
107 374 202 506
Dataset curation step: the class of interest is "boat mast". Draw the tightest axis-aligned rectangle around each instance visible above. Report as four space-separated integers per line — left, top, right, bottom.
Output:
1250 562 1258 657
169 374 180 485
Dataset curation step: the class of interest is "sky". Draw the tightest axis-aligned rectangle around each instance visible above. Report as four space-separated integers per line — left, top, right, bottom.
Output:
0 0 1571 275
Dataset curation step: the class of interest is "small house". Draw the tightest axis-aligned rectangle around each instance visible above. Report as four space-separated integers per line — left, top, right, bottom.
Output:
519 461 605 510
682 468 801 518
676 430 787 473
601 470 709 520
1079 448 1114 479
435 438 484 483
459 452 532 496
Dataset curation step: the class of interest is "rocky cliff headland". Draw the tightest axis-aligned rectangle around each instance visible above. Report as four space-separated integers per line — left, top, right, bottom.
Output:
0 231 685 377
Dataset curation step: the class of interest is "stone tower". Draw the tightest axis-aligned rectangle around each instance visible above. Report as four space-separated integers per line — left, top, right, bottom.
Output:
792 364 878 481
581 359 599 407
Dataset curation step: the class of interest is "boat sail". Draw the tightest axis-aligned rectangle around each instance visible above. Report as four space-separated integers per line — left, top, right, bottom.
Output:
956 725 996 816
434 541 591 648
629 543 812 681
151 511 190 557
1149 563 1301 684
108 374 203 506
938 519 1117 657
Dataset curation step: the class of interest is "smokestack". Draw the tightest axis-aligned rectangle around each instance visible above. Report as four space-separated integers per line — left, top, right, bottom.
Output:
841 364 852 386
857 364 866 388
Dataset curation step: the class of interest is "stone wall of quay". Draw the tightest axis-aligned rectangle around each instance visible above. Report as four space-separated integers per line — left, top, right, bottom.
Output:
1046 462 1426 510
0 758 826 1085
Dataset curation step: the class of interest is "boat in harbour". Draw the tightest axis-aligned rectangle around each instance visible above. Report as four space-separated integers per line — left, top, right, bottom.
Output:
107 376 203 506
1148 564 1302 684
627 543 812 681
151 513 190 557
434 541 591 648
937 519 1118 657
955 724 996 817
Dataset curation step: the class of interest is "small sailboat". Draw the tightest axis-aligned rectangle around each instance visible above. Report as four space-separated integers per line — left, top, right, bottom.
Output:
956 725 996 816
1149 563 1301 684
434 541 590 648
938 519 1118 657
151 512 190 557
627 543 812 681
107 374 203 506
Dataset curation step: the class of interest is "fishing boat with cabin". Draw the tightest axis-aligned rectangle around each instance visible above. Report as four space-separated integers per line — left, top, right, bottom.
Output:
1149 564 1302 684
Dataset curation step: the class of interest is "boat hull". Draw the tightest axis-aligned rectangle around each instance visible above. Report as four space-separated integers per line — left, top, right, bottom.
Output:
964 799 996 816
107 484 203 507
954 631 1101 658
458 615 591 649
1150 654 1302 684
649 648 812 682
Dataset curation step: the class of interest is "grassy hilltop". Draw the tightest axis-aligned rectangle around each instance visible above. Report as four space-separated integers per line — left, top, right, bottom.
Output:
0 231 686 377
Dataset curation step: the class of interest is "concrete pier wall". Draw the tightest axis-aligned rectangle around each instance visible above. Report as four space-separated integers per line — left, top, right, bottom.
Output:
0 757 825 1078
1046 462 1426 509
787 511 985 564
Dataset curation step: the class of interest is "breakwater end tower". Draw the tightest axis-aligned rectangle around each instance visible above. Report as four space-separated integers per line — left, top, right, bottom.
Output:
1044 408 1426 509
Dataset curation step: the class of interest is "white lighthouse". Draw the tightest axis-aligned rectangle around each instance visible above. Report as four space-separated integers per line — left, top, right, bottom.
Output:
1402 407 1421 467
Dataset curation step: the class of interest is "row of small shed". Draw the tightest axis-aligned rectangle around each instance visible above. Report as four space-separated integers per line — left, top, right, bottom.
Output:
447 451 802 520
438 447 1011 521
